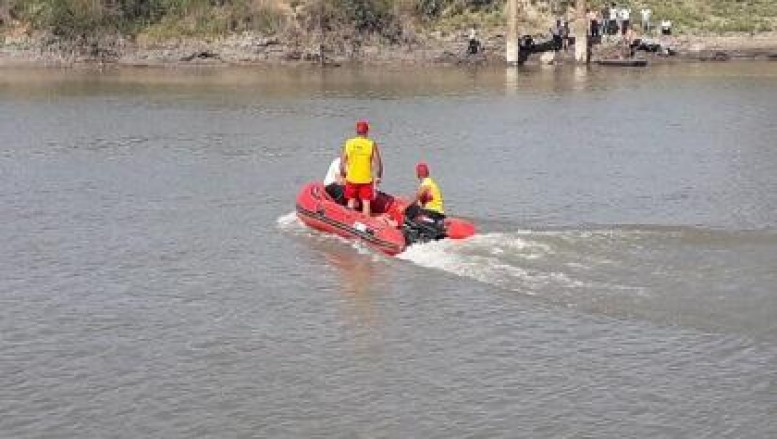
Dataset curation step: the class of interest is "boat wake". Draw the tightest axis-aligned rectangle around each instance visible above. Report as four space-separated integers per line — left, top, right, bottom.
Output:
276 211 304 231
398 229 643 300
281 211 777 335
400 225 777 338
279 211 643 297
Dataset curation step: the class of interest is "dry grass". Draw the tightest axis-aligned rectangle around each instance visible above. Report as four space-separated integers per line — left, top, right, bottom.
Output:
139 0 290 41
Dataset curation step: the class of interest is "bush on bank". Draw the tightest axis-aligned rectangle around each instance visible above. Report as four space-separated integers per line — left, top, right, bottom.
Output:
1 0 505 40
0 0 775 42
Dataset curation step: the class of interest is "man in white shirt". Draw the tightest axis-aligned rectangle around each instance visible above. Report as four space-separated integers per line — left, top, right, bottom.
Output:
467 27 481 55
586 9 599 37
550 19 563 51
619 6 631 35
608 3 618 35
324 157 341 186
323 157 346 204
661 19 672 35
640 8 652 33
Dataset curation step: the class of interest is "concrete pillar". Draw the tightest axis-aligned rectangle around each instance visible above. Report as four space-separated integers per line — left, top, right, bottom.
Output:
574 0 589 63
506 0 519 64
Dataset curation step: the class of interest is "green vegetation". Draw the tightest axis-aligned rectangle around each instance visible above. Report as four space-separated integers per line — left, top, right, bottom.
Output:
0 0 775 43
1 0 292 37
588 0 777 34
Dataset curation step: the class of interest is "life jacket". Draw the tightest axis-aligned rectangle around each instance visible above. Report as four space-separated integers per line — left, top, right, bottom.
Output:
420 177 444 214
344 136 375 184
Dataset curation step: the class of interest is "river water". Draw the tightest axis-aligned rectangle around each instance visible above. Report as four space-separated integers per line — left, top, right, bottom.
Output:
1 62 776 437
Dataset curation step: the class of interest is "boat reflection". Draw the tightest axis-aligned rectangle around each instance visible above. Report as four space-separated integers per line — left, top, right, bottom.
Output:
301 235 388 331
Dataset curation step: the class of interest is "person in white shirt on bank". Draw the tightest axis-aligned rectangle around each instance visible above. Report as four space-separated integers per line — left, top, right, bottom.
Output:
661 19 672 35
619 6 631 35
608 3 618 36
640 7 652 33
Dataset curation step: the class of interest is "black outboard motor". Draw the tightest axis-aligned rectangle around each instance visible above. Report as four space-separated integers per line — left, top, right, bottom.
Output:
402 214 446 245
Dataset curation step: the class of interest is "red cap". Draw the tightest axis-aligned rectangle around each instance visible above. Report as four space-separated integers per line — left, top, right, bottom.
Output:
356 120 369 135
416 162 429 178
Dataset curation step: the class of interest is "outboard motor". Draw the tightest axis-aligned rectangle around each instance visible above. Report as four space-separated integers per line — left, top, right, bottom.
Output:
402 214 446 245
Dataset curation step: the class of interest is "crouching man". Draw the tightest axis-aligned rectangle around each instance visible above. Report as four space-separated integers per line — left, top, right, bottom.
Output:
404 162 446 240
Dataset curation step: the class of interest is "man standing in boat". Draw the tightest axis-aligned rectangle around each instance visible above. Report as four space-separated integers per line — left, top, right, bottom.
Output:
340 120 383 217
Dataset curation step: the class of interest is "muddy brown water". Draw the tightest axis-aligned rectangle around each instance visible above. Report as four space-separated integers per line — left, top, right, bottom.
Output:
2 62 776 437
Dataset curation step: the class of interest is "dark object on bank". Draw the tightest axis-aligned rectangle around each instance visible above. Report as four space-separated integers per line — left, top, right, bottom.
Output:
700 51 731 62
467 38 482 55
631 38 661 53
596 58 648 67
769 53 777 60
180 51 220 62
630 39 677 56
517 35 562 64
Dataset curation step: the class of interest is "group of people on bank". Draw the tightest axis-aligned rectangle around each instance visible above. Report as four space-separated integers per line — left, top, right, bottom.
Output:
324 120 445 225
586 3 672 39
543 3 674 57
578 3 676 59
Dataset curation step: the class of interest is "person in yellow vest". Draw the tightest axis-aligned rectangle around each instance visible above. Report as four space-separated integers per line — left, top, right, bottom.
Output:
405 162 445 225
339 120 383 216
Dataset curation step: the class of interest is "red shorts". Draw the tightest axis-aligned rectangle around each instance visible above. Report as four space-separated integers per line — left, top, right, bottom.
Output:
344 182 374 201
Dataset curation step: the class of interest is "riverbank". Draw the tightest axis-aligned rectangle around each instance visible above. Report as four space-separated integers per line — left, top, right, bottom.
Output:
2 28 777 67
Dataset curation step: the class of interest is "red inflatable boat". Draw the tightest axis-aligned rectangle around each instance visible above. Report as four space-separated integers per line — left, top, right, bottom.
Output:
295 182 475 255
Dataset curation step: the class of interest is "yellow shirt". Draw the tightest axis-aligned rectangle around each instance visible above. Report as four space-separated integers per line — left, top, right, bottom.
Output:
343 136 375 184
420 177 444 214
